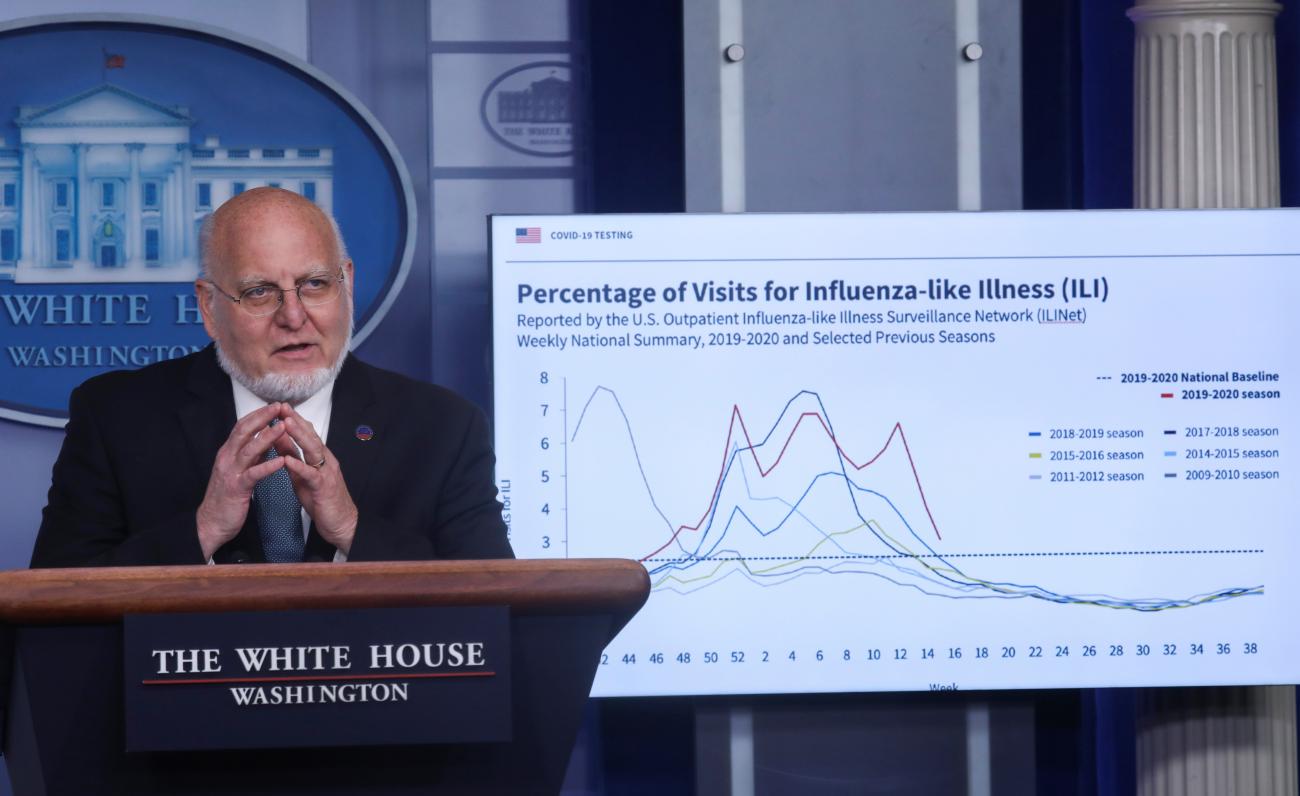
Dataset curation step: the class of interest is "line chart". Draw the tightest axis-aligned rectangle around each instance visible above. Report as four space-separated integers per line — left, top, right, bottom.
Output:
568 385 1261 611
491 210 1298 696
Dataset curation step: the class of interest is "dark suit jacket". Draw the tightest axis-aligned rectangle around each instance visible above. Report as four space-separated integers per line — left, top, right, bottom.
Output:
31 347 514 567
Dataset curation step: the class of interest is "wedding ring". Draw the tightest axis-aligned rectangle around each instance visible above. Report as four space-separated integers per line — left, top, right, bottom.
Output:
312 457 327 469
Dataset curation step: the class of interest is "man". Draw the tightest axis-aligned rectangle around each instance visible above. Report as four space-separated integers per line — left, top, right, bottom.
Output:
31 187 513 566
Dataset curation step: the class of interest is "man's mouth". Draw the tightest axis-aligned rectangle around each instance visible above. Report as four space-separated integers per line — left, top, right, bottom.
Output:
274 343 316 355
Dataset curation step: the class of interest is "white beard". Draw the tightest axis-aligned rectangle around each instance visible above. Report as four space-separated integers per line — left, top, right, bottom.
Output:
215 328 351 405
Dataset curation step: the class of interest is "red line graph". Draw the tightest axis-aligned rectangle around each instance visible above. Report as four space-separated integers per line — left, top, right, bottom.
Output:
640 405 944 561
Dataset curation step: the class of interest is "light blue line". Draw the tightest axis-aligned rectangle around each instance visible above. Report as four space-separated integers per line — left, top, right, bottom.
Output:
570 385 1255 610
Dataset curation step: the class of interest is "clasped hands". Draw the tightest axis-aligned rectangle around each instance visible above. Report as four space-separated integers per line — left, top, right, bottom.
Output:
196 402 357 560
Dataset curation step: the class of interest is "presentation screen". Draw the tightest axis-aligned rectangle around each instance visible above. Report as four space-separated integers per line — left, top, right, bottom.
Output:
490 209 1297 697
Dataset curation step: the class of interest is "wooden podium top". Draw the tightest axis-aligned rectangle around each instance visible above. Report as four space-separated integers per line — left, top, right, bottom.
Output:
0 559 649 631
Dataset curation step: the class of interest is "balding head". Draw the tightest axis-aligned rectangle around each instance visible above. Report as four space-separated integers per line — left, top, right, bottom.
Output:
199 187 348 283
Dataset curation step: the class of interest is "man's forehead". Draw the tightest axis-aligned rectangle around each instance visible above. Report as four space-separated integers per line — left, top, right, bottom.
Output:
210 206 337 277
231 265 338 288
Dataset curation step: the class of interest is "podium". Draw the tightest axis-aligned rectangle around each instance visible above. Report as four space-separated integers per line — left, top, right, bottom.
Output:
0 559 649 796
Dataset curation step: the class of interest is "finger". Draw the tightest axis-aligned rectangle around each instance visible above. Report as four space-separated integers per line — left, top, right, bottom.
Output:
239 455 286 489
282 454 325 488
280 409 319 439
282 453 322 476
236 420 287 468
218 403 285 463
272 431 301 461
238 401 284 427
227 402 285 449
276 403 312 433
281 413 325 460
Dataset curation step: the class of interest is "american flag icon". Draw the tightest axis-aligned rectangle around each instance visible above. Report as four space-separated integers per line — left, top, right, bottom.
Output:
516 227 541 243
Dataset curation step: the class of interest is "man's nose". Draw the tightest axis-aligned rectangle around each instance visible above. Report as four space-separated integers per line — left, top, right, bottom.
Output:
273 288 307 327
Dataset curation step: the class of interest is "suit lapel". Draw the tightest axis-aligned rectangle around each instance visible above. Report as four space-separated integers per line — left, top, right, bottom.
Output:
178 346 236 493
178 346 265 563
305 355 381 561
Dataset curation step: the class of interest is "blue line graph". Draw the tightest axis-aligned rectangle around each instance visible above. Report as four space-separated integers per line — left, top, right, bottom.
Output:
570 386 1262 611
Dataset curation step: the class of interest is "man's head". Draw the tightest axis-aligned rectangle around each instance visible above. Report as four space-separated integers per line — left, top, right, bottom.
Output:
196 187 354 404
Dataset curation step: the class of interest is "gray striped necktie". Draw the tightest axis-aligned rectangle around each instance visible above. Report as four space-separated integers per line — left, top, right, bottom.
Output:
254 420 305 563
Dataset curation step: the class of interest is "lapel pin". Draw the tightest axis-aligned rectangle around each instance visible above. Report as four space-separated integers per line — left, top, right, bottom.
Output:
355 425 374 441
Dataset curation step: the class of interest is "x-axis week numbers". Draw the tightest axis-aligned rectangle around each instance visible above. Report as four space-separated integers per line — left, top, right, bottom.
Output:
600 641 1260 666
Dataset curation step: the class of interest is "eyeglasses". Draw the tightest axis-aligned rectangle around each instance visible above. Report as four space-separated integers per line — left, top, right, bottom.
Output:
206 269 347 317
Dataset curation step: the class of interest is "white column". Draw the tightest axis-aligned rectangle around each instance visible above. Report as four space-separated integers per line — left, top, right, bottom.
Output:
75 143 90 264
32 160 44 265
1129 2 1293 795
1130 0 1281 208
19 144 35 267
126 143 142 266
180 144 194 263
1138 686 1296 796
172 160 185 263
163 170 177 262
173 167 183 262
159 171 169 262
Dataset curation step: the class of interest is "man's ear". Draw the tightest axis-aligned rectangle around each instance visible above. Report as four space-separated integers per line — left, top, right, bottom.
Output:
195 279 219 341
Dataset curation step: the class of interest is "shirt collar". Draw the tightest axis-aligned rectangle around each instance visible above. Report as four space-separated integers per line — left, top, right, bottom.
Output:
231 377 335 437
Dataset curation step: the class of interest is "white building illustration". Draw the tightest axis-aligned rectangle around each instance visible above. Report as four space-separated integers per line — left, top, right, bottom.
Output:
0 84 334 283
